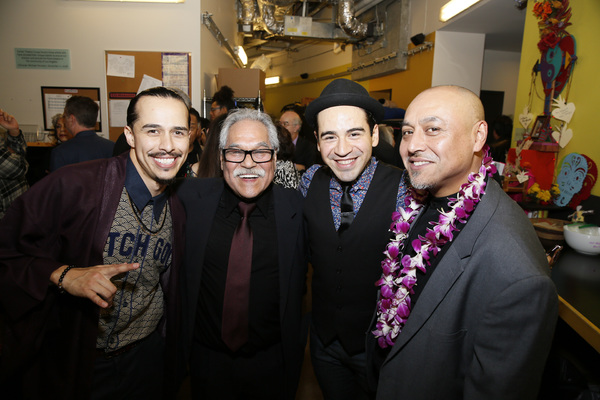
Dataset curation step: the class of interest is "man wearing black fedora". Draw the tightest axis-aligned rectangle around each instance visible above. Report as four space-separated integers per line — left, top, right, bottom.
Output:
299 78 408 399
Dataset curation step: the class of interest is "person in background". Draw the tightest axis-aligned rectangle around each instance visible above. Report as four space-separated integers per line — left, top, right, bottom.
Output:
0 87 189 399
51 113 73 143
176 108 307 400
197 114 227 178
178 107 203 178
197 116 210 149
0 109 28 220
49 96 114 171
274 125 302 189
488 114 513 163
279 105 319 172
210 85 235 120
189 108 202 151
369 86 557 400
301 79 407 400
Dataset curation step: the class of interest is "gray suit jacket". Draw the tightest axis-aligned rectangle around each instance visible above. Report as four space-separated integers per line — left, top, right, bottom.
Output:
371 179 558 400
175 178 308 399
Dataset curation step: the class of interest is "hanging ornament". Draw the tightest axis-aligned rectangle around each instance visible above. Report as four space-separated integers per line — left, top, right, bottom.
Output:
551 122 573 148
551 95 576 123
532 0 577 116
519 106 534 130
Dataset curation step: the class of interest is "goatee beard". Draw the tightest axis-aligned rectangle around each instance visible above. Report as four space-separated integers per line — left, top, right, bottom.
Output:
155 177 175 186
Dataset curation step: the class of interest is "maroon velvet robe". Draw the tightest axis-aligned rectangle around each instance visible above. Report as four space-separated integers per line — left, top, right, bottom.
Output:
0 153 184 399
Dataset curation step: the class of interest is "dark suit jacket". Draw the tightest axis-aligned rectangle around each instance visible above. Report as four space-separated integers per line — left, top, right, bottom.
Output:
175 178 308 399
293 136 319 170
49 130 114 172
370 179 558 400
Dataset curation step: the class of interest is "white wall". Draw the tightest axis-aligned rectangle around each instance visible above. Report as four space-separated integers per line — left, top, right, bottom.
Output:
481 49 521 117
432 31 485 93
200 0 241 99
0 0 204 138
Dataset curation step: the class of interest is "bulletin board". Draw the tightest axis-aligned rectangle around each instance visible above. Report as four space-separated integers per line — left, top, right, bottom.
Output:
41 86 101 131
104 50 191 141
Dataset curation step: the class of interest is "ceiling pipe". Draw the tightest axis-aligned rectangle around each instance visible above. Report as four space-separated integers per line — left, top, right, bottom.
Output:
338 0 373 39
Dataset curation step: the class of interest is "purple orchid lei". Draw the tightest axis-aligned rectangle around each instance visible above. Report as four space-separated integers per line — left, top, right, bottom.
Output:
373 147 497 349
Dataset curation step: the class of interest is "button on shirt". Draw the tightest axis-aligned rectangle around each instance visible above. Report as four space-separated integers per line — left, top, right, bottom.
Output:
299 157 408 228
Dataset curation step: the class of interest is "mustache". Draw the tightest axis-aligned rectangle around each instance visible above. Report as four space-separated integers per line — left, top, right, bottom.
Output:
148 151 183 158
233 167 266 178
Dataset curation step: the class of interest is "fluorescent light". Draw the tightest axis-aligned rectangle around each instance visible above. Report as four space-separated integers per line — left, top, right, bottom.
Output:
265 76 280 85
234 46 248 66
77 0 184 3
439 0 481 22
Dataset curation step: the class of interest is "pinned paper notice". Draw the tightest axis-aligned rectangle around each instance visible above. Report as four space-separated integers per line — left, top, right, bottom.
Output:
138 74 163 94
109 100 129 127
107 54 135 78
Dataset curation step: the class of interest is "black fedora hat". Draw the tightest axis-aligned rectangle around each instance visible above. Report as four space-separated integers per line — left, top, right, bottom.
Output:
305 78 384 128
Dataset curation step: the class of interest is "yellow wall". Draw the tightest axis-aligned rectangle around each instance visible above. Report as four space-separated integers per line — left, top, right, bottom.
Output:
368 32 436 110
514 0 600 197
263 65 352 117
264 33 435 117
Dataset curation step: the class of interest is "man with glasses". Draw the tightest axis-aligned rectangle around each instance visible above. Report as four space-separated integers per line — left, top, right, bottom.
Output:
279 105 319 171
176 108 307 400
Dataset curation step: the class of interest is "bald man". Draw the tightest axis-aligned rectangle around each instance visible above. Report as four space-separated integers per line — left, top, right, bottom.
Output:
367 86 557 400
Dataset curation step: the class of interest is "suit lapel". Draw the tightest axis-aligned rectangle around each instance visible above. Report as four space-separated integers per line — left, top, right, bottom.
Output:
184 180 223 311
274 186 301 319
383 180 502 363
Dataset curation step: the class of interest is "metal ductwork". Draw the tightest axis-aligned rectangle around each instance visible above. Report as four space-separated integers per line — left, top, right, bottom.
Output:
231 0 412 81
338 0 373 39
238 0 375 43
260 3 286 35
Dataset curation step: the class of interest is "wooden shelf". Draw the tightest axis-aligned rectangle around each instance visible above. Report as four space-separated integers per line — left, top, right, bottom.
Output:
27 142 56 147
517 140 560 152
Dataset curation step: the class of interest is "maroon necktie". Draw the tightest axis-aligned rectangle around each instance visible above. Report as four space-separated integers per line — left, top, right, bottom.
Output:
221 201 256 352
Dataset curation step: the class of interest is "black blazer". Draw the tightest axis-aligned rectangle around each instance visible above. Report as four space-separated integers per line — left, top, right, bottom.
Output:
175 178 308 399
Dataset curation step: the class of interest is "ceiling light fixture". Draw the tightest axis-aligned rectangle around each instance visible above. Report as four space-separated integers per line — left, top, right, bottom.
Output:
234 46 248 66
77 0 185 3
439 0 482 22
265 76 281 85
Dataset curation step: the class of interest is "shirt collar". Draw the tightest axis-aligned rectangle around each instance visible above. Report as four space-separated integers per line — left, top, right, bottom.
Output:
222 181 273 218
330 157 378 192
125 155 168 221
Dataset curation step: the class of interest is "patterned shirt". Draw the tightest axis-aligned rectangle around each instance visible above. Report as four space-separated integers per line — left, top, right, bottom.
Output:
0 131 29 219
299 157 409 230
96 158 172 351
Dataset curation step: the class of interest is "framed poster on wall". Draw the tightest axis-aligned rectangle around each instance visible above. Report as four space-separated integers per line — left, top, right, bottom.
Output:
41 86 101 132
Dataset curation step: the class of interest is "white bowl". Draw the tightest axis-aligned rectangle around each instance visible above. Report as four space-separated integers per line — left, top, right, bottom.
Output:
563 224 600 256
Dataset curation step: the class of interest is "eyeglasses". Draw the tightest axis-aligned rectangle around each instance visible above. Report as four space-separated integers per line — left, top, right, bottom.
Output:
210 106 222 112
222 148 275 163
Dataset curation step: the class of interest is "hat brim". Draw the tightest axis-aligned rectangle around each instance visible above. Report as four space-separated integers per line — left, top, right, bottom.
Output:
305 92 385 129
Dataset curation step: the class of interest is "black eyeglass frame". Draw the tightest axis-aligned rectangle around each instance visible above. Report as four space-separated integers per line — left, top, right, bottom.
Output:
222 148 275 163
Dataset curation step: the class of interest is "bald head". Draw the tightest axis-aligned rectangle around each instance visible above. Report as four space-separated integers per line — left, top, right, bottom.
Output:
418 85 484 122
400 85 488 197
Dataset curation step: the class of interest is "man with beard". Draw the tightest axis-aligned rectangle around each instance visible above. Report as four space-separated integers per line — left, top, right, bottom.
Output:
176 108 307 399
0 86 189 400
368 86 557 399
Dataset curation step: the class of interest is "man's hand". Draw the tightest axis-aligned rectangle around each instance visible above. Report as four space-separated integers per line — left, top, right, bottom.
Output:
50 263 140 308
0 109 21 137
